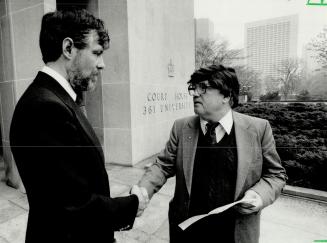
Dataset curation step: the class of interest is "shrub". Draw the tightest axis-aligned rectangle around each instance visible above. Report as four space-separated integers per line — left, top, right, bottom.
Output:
235 102 327 191
259 91 281 101
296 90 311 101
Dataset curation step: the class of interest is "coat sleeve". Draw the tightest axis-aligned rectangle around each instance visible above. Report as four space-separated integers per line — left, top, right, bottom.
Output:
138 120 180 198
12 100 138 231
250 120 287 208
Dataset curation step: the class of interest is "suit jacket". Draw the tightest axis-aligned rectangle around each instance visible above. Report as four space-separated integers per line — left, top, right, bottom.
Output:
10 72 138 243
139 111 287 243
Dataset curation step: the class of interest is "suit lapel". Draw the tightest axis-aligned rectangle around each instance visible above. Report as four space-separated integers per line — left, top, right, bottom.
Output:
233 111 256 200
73 103 104 160
34 72 104 160
182 116 199 195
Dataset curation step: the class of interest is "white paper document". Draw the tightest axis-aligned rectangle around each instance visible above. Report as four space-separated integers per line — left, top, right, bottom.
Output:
178 198 254 230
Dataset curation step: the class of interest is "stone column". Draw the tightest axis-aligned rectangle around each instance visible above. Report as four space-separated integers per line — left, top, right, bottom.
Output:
0 0 56 191
96 0 195 166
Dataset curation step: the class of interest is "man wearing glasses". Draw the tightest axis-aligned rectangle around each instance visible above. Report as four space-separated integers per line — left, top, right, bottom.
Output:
135 64 287 243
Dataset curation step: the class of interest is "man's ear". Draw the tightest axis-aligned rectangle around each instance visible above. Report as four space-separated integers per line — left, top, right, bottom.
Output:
62 37 75 60
222 96 230 104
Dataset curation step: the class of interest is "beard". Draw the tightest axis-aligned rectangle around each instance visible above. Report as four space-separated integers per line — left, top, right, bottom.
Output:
69 71 98 92
68 56 99 92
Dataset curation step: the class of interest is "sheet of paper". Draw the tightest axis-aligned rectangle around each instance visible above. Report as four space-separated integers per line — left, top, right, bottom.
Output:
178 198 254 230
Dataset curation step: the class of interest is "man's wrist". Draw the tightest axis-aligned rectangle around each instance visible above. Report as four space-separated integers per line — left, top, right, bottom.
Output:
139 187 149 203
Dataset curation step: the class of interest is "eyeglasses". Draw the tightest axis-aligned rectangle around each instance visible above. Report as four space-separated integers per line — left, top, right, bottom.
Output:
188 82 214 96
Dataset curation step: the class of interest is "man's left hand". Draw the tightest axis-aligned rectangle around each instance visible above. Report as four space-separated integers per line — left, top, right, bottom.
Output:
234 190 263 214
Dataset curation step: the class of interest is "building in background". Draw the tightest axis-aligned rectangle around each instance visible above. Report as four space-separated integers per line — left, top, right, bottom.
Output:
245 14 298 94
195 18 214 40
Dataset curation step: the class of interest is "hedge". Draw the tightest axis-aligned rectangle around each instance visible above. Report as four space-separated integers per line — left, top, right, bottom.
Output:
235 102 327 191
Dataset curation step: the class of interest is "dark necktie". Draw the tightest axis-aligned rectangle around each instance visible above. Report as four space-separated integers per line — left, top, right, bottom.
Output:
76 90 87 116
205 122 219 145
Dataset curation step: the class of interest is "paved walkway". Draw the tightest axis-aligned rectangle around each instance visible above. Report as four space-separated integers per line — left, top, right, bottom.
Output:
0 161 326 243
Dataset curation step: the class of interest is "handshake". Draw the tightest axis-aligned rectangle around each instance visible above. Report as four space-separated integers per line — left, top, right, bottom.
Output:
130 185 150 216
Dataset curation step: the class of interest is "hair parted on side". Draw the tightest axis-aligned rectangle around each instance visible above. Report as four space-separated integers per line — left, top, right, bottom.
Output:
188 64 240 108
39 9 110 63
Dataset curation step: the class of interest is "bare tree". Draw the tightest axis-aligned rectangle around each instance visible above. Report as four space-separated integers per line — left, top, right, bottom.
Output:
264 75 280 94
309 26 327 71
195 38 243 69
276 58 302 99
302 72 327 99
234 65 261 97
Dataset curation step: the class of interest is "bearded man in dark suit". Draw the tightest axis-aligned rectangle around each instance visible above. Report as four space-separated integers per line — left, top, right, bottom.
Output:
10 9 146 243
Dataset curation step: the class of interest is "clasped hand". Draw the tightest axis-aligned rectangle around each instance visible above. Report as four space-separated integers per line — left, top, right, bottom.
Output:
130 185 149 216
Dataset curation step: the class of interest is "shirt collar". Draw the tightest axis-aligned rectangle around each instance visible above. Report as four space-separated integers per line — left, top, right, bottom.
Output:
41 66 77 102
200 109 233 135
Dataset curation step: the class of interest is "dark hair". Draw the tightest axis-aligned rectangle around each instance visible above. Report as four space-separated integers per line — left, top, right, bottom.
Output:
39 9 110 63
188 65 240 108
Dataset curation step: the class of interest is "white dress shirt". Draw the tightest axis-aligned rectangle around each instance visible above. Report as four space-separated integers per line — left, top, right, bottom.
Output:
41 66 77 102
200 109 233 143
